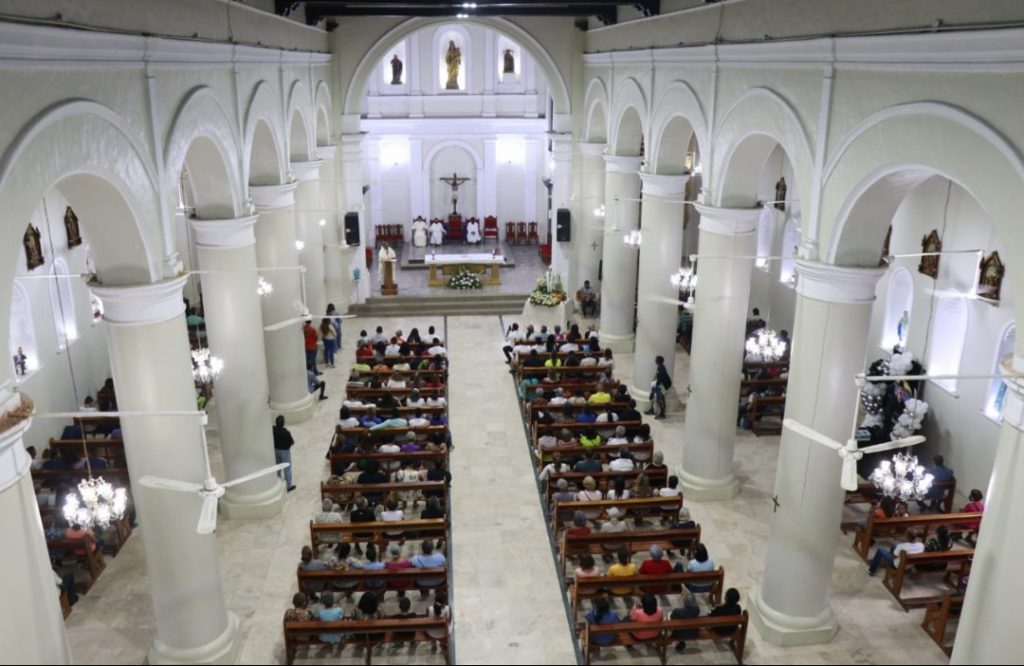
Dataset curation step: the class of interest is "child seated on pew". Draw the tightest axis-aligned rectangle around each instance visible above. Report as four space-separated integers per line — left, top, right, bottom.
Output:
585 598 621 646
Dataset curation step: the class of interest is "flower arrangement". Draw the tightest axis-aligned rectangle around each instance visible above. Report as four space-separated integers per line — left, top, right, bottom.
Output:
529 270 566 306
447 267 483 290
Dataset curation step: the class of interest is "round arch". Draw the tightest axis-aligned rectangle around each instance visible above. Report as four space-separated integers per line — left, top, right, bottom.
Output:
286 79 314 162
583 77 609 143
649 80 708 174
423 140 484 219
608 76 647 157
243 80 287 186
344 17 572 122
314 80 333 146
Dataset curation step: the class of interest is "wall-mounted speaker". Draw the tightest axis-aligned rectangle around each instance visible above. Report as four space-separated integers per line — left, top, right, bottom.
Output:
555 208 571 242
343 212 361 246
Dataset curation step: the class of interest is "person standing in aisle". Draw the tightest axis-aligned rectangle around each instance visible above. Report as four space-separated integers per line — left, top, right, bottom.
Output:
272 415 297 492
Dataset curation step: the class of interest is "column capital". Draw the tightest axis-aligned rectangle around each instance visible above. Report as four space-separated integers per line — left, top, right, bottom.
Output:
315 144 337 161
291 160 324 182
250 182 297 210
190 216 258 250
794 261 885 304
640 173 688 197
604 154 642 173
0 411 31 493
694 204 759 236
90 276 188 326
1000 356 1024 431
578 142 606 157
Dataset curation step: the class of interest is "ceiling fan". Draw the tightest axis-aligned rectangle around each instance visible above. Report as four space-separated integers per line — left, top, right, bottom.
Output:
262 301 359 332
138 416 288 534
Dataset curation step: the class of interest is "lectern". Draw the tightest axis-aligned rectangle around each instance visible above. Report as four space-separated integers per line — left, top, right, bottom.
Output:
381 259 398 295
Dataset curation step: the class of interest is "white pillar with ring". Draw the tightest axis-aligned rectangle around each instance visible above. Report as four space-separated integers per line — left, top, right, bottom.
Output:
292 161 327 325
597 154 642 352
573 142 606 300
316 144 348 313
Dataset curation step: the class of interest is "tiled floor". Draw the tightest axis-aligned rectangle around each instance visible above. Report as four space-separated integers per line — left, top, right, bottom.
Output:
63 313 951 665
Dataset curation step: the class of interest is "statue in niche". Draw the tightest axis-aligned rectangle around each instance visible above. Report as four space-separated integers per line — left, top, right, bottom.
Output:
23 223 43 270
918 229 942 279
444 40 461 90
774 177 787 211
64 205 82 248
390 54 403 85
879 225 892 266
977 250 1005 302
502 48 515 75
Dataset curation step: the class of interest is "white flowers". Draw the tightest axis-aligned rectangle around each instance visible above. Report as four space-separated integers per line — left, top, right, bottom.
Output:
447 267 482 290
892 398 929 440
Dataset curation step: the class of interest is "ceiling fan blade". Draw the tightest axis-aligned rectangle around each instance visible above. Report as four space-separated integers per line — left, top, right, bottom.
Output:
860 435 926 456
263 316 305 332
782 418 844 451
840 457 860 492
139 475 203 494
221 463 289 489
196 494 219 534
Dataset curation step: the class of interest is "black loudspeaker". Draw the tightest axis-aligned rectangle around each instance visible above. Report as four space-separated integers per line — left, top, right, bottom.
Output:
555 208 571 242
343 212 361 246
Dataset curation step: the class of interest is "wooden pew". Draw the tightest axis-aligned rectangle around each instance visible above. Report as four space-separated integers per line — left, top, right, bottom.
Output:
534 420 643 437
544 468 669 501
48 438 125 460
346 386 446 399
74 415 120 434
882 549 973 609
560 527 701 578
921 593 963 655
519 365 617 378
329 450 448 471
534 441 655 468
746 395 785 436
345 404 446 416
739 377 788 397
551 496 682 532
320 481 448 506
853 512 983 561
39 505 133 557
297 566 447 597
283 617 450 665
47 535 105 592
570 569 725 617
578 613 748 666
520 381 621 400
527 401 629 420
352 368 448 379
32 467 132 488
338 425 448 440
310 518 447 551
844 479 957 515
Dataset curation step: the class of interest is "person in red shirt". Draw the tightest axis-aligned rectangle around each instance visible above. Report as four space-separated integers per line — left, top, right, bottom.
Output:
567 512 592 538
302 320 320 375
638 544 673 594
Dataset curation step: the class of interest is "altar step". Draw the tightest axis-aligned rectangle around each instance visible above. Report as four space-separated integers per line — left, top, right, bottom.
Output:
350 293 530 318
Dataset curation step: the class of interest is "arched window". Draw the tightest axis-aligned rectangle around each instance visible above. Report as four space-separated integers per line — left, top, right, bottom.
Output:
778 217 801 287
49 257 77 349
881 267 914 350
926 297 968 393
984 322 1016 421
755 205 774 271
8 282 38 378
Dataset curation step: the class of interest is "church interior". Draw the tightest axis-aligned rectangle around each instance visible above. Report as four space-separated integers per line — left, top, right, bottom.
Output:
2 0 1023 664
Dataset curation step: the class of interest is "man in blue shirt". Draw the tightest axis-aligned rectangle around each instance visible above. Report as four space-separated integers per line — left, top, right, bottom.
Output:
369 409 409 431
411 539 447 589
577 406 598 423
307 367 327 401
917 454 955 512
359 406 383 428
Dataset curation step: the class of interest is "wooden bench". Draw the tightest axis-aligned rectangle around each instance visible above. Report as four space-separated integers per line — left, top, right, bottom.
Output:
560 526 702 576
32 467 132 488
578 613 748 665
882 549 973 609
844 479 956 515
852 512 983 561
552 496 683 532
739 377 787 397
48 437 125 458
329 450 448 469
39 506 133 557
527 401 629 420
319 481 448 506
921 593 963 655
310 518 448 551
520 382 622 401
345 404 446 416
284 617 450 665
352 368 447 378
534 441 655 468
570 569 725 617
534 420 643 437
338 425 448 440
47 535 105 591
346 387 446 399
544 468 669 501
74 415 120 434
519 365 617 378
297 566 448 598
746 395 785 435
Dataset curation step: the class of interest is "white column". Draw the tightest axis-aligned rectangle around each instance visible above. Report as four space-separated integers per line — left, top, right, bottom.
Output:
191 216 285 518
574 142 606 295
250 183 315 423
317 145 346 312
89 277 241 664
483 139 497 216
631 173 688 410
292 161 327 322
524 138 539 226
0 402 71 664
679 205 759 500
340 134 369 303
409 139 425 219
597 154 642 352
549 133 573 280
748 261 884 646
951 357 1024 664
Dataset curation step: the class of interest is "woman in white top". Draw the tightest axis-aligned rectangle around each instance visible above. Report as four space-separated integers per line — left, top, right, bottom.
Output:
600 508 629 554
597 348 615 369
576 476 604 520
538 452 571 482
378 441 401 471
386 373 407 389
336 406 360 430
579 355 598 367
407 411 431 440
394 463 423 508
379 497 405 538
426 593 451 639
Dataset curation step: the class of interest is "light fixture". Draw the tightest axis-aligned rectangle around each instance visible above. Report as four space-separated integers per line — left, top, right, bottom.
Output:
869 452 934 502
461 1 477 7
593 204 606 218
63 477 128 529
456 12 468 18
745 328 787 362
295 240 305 251
319 218 326 227
256 276 274 297
191 348 224 384
623 230 642 247
670 264 698 292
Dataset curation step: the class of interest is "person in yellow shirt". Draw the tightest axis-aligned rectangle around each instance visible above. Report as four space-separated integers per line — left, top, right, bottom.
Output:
607 546 638 595
588 384 612 405
579 429 602 448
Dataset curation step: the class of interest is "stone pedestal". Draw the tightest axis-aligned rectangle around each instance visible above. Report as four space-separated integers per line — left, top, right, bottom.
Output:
597 154 642 352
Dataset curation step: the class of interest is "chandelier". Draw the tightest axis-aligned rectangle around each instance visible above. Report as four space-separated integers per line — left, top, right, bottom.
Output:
670 265 698 292
256 276 274 297
63 477 128 529
869 452 934 501
593 203 606 218
623 230 642 247
745 328 787 362
192 348 224 384
294 240 305 251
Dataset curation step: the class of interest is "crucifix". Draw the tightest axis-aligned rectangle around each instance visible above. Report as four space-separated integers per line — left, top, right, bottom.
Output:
590 241 599 251
772 495 781 512
439 171 471 216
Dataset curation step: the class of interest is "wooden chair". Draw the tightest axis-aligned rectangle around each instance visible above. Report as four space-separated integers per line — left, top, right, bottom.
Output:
484 215 499 241
516 221 528 244
538 243 551 265
447 216 463 242
505 221 516 244
528 221 539 243
921 593 963 655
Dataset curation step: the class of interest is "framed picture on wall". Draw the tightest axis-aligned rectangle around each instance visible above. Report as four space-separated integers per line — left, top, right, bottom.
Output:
918 229 941 279
977 250 1005 302
64 206 82 248
23 224 43 270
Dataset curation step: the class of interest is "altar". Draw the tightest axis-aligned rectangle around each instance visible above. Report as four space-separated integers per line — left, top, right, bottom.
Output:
425 253 505 286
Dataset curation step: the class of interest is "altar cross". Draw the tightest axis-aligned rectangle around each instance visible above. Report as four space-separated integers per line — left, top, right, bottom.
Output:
439 171 471 215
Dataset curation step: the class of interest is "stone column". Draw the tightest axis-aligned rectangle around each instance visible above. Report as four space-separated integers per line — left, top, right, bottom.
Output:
0 401 71 664
748 261 884 646
317 144 347 312
548 133 573 281
597 154 642 352
340 134 369 304
631 173 688 410
292 161 327 323
679 205 759 500
89 277 240 664
951 357 1024 664
250 183 314 423
191 216 285 518
574 142 606 295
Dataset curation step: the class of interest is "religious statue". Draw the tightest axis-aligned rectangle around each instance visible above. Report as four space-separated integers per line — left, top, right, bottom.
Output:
64 205 82 248
879 225 893 267
23 223 43 270
502 48 515 75
918 229 942 279
977 250 1005 301
774 177 787 211
390 54 403 85
897 310 910 345
444 40 461 90
439 171 470 215
411 216 429 248
13 346 27 376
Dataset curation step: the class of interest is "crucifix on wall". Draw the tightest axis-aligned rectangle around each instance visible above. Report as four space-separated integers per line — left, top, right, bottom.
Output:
439 172 471 215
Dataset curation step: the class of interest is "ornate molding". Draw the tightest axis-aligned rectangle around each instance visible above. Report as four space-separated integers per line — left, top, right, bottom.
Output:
794 261 885 304
249 183 297 209
694 204 759 236
190 216 258 250
603 154 642 173
90 276 188 326
640 173 689 197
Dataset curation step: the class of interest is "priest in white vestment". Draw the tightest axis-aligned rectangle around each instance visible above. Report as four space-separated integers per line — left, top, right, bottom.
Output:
429 219 446 246
466 218 481 244
411 217 428 248
378 242 397 281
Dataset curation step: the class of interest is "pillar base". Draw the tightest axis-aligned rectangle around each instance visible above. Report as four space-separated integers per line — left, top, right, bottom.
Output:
598 331 635 353
628 384 652 411
677 466 740 501
747 586 838 647
148 611 241 665
270 393 315 424
220 479 286 519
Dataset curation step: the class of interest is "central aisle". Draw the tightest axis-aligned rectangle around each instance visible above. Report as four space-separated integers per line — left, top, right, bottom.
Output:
446 316 577 664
